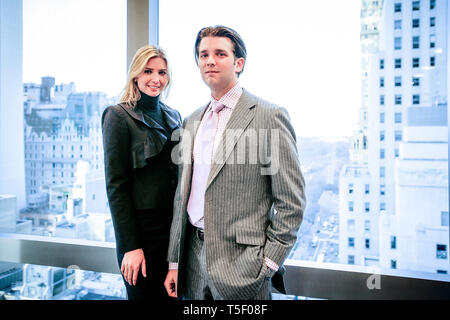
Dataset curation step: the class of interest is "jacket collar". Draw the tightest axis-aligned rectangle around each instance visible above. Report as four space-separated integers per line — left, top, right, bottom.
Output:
119 101 181 132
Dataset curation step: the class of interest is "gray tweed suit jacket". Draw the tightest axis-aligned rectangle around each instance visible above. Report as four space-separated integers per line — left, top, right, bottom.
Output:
167 89 306 300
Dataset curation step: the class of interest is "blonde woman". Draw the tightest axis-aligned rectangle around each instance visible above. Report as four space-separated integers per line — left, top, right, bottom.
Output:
102 45 182 300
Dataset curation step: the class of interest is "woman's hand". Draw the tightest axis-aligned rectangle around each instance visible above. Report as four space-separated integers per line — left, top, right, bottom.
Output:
121 248 146 286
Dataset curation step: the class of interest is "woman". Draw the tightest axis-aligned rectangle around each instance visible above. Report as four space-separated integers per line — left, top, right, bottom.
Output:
102 45 182 300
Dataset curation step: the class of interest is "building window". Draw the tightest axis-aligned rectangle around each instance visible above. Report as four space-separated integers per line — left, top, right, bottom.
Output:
394 19 402 29
436 244 447 259
365 202 370 212
391 236 397 249
380 95 385 105
430 17 435 27
348 183 354 194
412 18 420 28
430 0 435 9
364 220 370 232
430 56 435 67
412 1 420 11
380 184 385 195
394 3 402 12
430 34 436 48
348 219 355 232
365 239 370 249
380 77 384 87
395 76 402 87
391 260 397 269
412 57 420 68
380 112 385 124
442 211 449 227
437 270 448 274
380 59 384 69
348 255 355 265
349 201 354 212
395 58 402 68
394 37 402 50
365 184 370 194
380 167 385 178
395 94 402 105
395 130 402 141
412 77 420 86
395 148 399 158
412 36 420 49
348 237 355 248
413 94 420 105
380 202 386 211
380 131 385 141
380 149 385 159
395 112 402 123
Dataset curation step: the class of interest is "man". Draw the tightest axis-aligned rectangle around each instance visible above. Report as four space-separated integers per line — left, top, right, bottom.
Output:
164 25 306 300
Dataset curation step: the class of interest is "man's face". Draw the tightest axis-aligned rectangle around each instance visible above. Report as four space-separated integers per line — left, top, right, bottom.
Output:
197 36 244 97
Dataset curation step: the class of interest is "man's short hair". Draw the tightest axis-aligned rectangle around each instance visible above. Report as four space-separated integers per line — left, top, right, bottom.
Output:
194 25 247 76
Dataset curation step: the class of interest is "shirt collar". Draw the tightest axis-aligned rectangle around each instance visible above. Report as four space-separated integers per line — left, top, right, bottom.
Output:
209 83 243 111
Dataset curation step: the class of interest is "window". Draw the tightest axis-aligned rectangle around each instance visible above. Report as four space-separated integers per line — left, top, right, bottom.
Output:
394 19 402 30
436 244 447 259
395 95 402 105
395 130 402 141
380 95 385 105
430 34 436 48
395 148 399 158
348 255 355 265
380 167 385 178
380 58 385 69
391 260 397 269
349 201 354 212
412 77 420 86
348 237 355 247
437 270 448 274
380 77 384 87
412 18 420 28
413 94 420 105
430 17 436 27
380 131 385 141
395 58 402 68
394 3 402 12
365 202 370 212
380 112 385 124
412 57 420 68
380 202 386 211
365 239 370 249
391 236 397 249
430 56 435 67
442 211 449 227
380 149 385 159
394 37 402 50
430 0 435 10
395 76 402 87
348 183 354 194
395 112 402 123
365 184 370 195
412 1 420 11
348 219 355 232
364 220 370 232
380 185 386 196
412 36 420 49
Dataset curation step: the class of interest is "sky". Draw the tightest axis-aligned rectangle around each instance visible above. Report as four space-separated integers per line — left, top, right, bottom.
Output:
23 0 362 138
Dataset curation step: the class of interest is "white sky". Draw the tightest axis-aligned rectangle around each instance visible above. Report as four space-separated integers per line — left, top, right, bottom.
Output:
23 0 362 138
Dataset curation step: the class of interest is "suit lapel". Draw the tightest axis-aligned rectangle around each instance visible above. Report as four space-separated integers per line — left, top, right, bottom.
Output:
207 91 256 188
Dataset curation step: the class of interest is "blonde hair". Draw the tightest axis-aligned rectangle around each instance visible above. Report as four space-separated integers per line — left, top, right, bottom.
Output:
120 45 172 105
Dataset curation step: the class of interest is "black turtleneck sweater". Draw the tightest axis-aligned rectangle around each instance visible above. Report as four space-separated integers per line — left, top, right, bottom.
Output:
136 90 171 135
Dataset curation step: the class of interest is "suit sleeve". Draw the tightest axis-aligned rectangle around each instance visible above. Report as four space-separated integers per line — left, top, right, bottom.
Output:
263 107 306 271
102 106 141 254
167 117 188 263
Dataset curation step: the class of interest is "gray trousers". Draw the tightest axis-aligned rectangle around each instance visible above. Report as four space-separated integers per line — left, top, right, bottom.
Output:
183 224 272 300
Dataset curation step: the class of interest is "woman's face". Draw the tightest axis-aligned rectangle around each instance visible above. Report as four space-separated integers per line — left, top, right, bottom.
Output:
135 57 168 97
